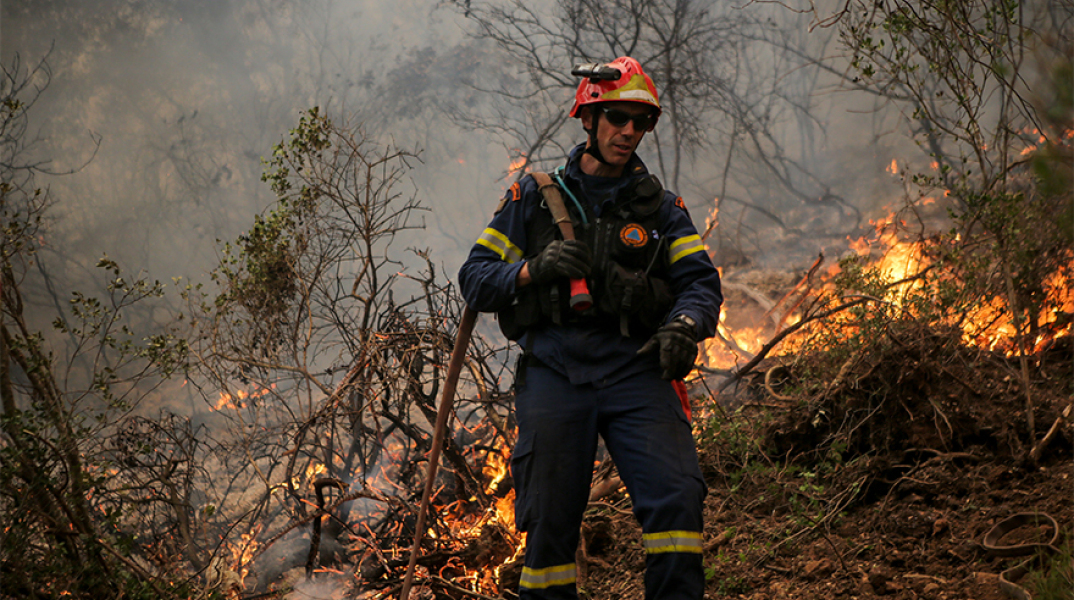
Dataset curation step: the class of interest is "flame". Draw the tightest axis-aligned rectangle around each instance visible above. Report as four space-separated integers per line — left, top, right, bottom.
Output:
874 233 924 286
507 154 529 180
848 235 871 256
213 384 274 411
1020 127 1046 156
214 391 240 411
703 208 1072 373
415 443 524 596
856 229 1072 354
702 199 720 239
225 522 262 596
961 263 1074 354
482 446 510 497
289 460 329 491
886 159 898 174
706 309 769 371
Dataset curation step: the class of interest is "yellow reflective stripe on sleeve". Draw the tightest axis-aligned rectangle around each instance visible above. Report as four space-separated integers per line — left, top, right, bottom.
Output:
668 234 705 265
475 227 523 264
642 530 704 554
519 563 577 589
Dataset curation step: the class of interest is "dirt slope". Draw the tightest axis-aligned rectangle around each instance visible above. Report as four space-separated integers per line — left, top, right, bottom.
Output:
573 334 1073 600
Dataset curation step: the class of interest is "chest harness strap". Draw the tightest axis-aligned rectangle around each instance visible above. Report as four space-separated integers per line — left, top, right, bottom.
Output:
531 172 593 311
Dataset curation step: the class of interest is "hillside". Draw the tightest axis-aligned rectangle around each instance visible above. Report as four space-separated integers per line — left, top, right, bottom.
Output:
564 333 1073 600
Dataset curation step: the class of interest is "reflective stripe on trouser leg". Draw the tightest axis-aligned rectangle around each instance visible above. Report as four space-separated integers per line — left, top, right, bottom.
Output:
512 364 600 599
520 563 578 590
642 530 704 600
643 530 704 554
597 370 707 600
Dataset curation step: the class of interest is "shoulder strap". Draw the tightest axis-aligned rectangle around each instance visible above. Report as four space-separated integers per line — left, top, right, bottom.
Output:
531 173 574 238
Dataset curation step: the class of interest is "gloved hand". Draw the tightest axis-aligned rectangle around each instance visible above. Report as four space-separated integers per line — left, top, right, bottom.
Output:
526 239 591 285
637 317 698 380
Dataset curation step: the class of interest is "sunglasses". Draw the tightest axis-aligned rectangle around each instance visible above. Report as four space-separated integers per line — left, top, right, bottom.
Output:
599 106 657 130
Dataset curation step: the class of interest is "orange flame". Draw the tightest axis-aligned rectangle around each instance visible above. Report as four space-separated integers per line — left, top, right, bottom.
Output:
225 522 262 595
421 443 524 595
507 154 530 180
213 384 274 411
703 207 1072 373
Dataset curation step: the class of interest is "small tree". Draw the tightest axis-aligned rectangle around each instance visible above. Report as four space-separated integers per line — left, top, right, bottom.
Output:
0 56 199 600
185 108 517 593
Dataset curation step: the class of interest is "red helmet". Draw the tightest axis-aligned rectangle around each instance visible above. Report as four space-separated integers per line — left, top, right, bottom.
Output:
569 56 661 120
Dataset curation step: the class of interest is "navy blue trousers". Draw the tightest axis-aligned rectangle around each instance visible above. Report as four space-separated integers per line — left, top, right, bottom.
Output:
511 363 706 599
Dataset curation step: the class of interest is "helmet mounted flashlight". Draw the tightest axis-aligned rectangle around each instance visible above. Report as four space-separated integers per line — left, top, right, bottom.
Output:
571 63 622 82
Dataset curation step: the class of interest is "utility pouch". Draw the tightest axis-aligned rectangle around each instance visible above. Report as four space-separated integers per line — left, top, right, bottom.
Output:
498 287 540 341
599 263 674 337
496 172 578 340
497 280 570 341
627 174 663 217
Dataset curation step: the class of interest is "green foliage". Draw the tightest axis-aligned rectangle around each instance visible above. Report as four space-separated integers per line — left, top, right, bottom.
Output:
213 108 333 326
697 407 760 457
836 0 1072 332
2 62 199 597
694 4 1070 596
713 574 751 596
2 256 196 599
1028 540 1074 600
53 257 189 404
261 105 332 200
216 203 303 321
841 0 1064 201
0 185 45 258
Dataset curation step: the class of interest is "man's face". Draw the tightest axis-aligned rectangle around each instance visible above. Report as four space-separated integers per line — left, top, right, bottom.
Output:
581 102 654 169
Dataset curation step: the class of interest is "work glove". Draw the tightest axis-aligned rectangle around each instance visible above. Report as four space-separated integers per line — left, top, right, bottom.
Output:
637 317 698 380
526 239 591 285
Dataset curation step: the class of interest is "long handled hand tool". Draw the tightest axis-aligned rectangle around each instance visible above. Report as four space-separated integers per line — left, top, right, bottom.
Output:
532 172 592 311
399 305 477 600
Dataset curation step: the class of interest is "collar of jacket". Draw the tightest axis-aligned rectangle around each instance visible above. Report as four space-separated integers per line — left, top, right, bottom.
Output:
564 142 650 186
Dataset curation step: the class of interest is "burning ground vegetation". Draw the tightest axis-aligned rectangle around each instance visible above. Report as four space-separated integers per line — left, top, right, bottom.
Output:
234 202 1072 600
569 206 1073 600
547 331 1074 600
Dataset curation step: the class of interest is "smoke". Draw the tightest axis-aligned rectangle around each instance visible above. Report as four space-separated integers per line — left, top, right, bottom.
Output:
2 0 919 307
286 573 352 600
0 0 509 298
0 0 926 468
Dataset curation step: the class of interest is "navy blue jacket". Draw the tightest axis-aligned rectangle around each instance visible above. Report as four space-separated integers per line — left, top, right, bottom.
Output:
459 144 723 387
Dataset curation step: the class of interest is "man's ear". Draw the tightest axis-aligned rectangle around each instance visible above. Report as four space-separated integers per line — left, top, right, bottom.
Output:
579 106 595 131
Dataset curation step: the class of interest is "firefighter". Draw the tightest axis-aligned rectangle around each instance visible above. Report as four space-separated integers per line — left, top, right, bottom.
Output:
458 56 722 600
